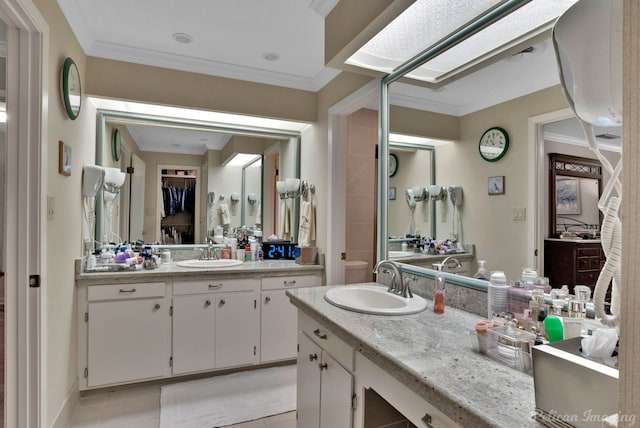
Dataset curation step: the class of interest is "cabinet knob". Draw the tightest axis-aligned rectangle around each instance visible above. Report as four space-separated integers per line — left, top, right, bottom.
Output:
153 303 160 310
219 299 226 306
284 280 297 286
319 362 328 371
313 329 328 340
265 296 271 304
309 353 318 361
205 300 211 307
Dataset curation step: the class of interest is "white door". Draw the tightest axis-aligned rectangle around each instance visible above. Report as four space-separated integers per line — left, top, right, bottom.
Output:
87 298 167 387
297 333 321 428
215 292 259 368
261 289 298 362
129 153 146 241
172 294 215 374
320 351 354 428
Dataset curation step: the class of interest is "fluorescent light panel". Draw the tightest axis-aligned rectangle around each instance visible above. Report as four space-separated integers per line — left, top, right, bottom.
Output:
347 0 578 84
389 133 452 146
226 153 261 166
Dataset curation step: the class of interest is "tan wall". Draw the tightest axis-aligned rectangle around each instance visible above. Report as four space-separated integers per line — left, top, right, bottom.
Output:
32 0 95 424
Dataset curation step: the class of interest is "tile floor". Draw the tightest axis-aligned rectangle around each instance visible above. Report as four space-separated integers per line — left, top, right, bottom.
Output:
67 382 296 428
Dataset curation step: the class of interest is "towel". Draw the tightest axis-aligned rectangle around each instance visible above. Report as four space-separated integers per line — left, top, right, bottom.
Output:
219 202 231 225
279 200 290 240
255 200 262 225
298 201 316 246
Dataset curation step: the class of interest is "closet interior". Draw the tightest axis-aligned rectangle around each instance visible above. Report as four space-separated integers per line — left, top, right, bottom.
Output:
160 168 197 244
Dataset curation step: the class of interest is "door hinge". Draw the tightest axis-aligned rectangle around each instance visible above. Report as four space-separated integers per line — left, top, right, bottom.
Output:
29 274 40 288
126 166 134 174
84 368 88 378
341 252 346 260
170 306 173 316
351 394 357 410
253 346 257 356
169 357 173 367
84 312 88 322
254 299 257 309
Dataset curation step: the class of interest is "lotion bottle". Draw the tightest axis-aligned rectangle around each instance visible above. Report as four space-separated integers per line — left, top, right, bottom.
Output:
433 263 445 314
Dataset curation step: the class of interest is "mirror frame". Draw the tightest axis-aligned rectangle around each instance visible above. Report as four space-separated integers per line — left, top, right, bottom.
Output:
548 153 603 238
95 110 301 246
241 155 263 228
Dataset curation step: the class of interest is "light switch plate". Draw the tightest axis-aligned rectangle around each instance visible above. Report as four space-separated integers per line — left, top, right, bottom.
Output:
512 207 526 221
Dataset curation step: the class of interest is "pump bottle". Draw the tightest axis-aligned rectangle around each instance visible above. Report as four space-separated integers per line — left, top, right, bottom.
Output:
433 263 445 314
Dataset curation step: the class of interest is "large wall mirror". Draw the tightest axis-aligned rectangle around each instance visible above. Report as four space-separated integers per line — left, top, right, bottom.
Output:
95 110 300 247
548 153 602 238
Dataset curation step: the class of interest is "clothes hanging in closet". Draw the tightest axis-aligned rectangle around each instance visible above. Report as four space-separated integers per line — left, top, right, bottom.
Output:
162 183 195 219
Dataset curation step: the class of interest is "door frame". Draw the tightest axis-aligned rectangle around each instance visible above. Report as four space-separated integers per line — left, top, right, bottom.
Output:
0 0 47 426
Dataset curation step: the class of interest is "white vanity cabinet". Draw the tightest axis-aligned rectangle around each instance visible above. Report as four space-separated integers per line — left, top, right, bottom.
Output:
82 282 169 388
171 278 260 375
260 274 322 363
297 312 354 428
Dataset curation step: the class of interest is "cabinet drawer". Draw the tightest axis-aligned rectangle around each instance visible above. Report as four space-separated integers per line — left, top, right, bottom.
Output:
262 274 321 290
88 282 165 302
577 247 600 257
577 271 599 285
577 257 590 271
299 312 354 371
173 278 259 295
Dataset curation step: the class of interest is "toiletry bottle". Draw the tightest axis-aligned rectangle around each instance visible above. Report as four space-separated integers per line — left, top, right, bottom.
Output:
433 263 445 314
487 271 508 318
256 245 264 262
473 260 488 280
221 245 232 259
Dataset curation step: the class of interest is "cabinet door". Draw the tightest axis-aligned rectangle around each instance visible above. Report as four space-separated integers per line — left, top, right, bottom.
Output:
172 294 215 374
320 351 354 428
87 298 167 387
215 292 259 368
261 289 298 362
297 333 322 428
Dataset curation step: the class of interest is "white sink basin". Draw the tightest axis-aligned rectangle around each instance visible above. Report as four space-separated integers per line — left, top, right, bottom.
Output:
325 285 427 315
389 251 415 259
176 259 244 269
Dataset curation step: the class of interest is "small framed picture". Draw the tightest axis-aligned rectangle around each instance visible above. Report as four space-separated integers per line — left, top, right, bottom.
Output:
488 176 505 195
388 187 396 200
58 140 72 176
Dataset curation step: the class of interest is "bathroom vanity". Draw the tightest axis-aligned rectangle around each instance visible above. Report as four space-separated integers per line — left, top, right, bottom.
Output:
287 286 542 428
75 261 323 391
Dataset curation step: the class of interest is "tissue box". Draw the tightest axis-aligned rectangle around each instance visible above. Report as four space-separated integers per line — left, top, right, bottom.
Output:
532 337 618 428
294 246 317 265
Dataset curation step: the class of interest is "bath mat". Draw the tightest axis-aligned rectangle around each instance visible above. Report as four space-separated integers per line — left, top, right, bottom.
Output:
160 364 296 428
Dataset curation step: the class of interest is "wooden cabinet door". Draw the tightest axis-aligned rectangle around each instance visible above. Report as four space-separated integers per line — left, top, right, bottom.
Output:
87 298 167 387
297 333 322 428
215 292 259 368
261 289 298 362
172 294 215 374
320 351 354 428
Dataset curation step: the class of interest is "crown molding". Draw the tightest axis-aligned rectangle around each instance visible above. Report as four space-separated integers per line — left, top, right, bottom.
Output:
308 0 340 17
544 132 621 153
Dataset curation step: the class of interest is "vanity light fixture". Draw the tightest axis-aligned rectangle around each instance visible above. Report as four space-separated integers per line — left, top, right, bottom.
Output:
285 178 301 199
276 180 289 199
346 0 578 84
230 193 241 203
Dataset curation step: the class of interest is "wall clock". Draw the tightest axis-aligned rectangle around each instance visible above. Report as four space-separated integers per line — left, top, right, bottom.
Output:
60 57 82 120
112 128 122 162
478 127 509 162
389 153 398 177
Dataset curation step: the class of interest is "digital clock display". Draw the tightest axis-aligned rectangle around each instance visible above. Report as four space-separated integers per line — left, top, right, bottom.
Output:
262 242 297 260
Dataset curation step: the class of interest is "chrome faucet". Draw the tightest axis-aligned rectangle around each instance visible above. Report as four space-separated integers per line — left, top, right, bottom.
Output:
440 256 462 270
373 260 412 298
199 237 218 260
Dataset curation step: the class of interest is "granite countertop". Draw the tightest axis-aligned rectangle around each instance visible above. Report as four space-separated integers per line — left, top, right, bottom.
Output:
76 260 324 283
287 285 543 428
390 252 475 263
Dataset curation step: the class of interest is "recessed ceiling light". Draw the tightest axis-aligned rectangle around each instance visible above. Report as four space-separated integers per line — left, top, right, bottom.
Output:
262 52 280 61
172 143 181 147
172 33 194 44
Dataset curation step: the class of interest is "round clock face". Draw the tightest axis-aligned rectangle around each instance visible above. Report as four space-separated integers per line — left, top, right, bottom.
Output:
479 127 509 162
112 128 122 162
60 57 82 120
389 153 398 177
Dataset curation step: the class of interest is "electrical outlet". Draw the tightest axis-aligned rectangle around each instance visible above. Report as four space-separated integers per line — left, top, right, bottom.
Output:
47 196 55 219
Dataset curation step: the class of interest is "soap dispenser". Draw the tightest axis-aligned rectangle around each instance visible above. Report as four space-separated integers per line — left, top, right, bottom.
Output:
433 263 445 314
474 260 488 280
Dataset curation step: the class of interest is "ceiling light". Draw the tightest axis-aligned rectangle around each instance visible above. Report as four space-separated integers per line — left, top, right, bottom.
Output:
389 133 452 146
262 52 280 61
172 33 194 44
347 0 578 84
225 153 261 167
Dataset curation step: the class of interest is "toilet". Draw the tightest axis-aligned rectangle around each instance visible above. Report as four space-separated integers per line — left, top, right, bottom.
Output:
344 261 368 284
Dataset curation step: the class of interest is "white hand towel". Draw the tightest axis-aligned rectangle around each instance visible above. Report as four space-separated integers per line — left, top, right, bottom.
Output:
279 200 291 240
219 202 231 225
255 200 262 225
298 201 316 246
